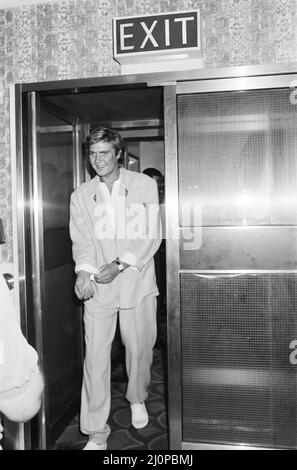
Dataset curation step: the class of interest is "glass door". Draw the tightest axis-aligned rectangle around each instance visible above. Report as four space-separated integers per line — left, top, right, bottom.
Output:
174 76 297 449
26 93 84 449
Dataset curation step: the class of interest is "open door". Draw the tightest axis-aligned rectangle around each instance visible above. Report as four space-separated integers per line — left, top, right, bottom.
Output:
18 80 173 449
25 93 84 449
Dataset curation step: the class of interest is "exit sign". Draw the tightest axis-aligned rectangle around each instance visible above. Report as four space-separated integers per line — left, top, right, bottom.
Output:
113 10 201 60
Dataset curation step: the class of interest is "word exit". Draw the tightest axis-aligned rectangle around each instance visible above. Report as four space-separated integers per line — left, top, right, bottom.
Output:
113 10 201 56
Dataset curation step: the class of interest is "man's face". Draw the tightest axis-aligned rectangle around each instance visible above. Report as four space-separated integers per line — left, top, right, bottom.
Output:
89 141 120 178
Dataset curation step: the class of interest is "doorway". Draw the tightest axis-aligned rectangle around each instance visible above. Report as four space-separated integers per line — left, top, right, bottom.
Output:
19 83 167 449
15 64 297 451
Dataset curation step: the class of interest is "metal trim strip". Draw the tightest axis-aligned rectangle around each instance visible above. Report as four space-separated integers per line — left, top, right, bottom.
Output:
182 441 275 450
164 84 182 450
177 74 297 94
28 92 48 450
179 270 297 274
20 63 297 93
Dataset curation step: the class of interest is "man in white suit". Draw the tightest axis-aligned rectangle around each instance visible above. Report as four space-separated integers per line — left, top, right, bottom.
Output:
70 127 161 450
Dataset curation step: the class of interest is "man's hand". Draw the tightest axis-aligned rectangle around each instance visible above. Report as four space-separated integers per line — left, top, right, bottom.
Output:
75 270 94 300
94 263 119 284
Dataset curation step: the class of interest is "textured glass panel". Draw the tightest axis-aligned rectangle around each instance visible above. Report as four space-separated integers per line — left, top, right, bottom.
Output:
181 273 297 448
178 89 297 226
180 227 297 270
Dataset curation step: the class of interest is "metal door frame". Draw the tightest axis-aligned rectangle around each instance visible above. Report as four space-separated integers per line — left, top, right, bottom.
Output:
11 90 83 449
13 62 297 450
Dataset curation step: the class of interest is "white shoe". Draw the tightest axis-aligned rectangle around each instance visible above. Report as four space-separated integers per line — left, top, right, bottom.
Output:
82 441 107 450
130 402 149 429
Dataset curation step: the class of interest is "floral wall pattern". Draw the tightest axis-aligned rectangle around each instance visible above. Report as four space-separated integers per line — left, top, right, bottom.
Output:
0 0 297 262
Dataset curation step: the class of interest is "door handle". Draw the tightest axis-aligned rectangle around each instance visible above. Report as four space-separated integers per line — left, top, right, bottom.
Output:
194 273 248 280
3 273 14 290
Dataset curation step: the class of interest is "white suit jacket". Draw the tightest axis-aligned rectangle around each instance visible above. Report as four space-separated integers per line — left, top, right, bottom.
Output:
69 168 162 310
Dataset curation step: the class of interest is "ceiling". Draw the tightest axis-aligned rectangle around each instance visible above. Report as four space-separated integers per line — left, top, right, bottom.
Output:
45 87 163 126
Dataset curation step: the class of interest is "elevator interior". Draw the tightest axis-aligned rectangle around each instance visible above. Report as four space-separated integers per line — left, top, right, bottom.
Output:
14 65 297 451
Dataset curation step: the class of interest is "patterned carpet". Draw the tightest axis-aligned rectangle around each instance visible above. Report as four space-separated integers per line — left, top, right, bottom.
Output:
53 342 168 451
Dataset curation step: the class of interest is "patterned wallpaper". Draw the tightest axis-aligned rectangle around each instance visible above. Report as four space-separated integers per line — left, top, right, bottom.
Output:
0 0 297 262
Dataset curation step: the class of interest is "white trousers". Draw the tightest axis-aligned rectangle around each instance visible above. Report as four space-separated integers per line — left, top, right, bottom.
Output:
80 296 157 443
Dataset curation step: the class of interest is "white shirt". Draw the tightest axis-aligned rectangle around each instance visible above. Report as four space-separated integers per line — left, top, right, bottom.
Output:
75 175 136 274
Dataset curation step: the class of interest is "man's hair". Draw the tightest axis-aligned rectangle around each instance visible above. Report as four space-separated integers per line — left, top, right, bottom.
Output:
87 127 126 156
143 168 163 179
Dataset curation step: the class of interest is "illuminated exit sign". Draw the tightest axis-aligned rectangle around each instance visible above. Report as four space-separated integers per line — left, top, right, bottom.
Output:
113 10 201 65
